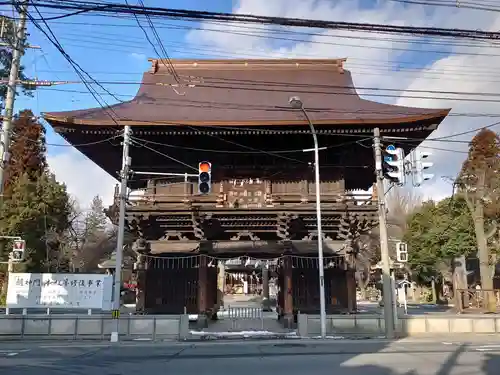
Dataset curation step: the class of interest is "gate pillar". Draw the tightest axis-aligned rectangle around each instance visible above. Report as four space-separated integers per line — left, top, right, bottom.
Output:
283 254 294 326
217 260 225 308
134 253 147 314
346 269 357 313
198 254 208 314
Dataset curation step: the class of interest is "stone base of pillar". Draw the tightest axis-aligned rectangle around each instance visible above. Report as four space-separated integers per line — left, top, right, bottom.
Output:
282 314 296 329
262 297 273 312
196 315 209 329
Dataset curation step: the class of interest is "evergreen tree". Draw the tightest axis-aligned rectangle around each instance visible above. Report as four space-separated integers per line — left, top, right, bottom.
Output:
85 195 107 238
456 129 500 311
0 172 72 272
404 197 476 284
4 110 47 193
0 110 71 273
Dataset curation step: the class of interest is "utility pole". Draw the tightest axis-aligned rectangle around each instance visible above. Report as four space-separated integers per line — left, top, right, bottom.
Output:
373 127 395 339
110 125 131 343
0 1 28 198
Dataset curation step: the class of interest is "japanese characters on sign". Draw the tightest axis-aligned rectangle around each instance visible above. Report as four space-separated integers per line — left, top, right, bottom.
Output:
6 273 113 309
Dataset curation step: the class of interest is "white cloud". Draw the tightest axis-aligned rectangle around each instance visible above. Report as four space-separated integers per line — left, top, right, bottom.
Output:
186 0 500 201
45 1 500 205
47 147 118 208
129 52 146 61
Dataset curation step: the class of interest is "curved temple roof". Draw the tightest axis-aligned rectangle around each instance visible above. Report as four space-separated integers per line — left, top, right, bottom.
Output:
43 58 450 127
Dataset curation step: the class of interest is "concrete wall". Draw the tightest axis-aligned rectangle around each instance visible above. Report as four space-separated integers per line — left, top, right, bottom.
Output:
298 314 500 337
0 314 189 340
4 313 500 340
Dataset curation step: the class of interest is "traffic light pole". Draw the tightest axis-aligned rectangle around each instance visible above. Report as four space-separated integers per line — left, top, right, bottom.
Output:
0 1 28 199
373 127 395 339
0 235 24 315
110 125 131 343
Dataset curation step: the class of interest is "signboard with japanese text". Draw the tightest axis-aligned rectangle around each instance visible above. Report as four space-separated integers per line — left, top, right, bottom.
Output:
6 273 113 310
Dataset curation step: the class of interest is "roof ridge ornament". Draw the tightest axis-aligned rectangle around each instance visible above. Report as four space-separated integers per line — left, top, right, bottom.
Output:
148 58 348 71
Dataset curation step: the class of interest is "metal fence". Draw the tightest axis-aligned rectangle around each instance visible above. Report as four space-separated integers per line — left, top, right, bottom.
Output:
223 306 264 331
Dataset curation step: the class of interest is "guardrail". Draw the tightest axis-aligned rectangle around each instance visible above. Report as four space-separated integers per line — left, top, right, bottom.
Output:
0 314 189 340
298 314 500 337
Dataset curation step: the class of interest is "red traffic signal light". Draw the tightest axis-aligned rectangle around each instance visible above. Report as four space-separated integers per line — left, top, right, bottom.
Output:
198 161 212 194
199 161 211 173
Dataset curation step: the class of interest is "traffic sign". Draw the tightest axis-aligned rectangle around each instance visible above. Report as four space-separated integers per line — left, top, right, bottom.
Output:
386 144 396 151
12 239 25 252
11 239 25 262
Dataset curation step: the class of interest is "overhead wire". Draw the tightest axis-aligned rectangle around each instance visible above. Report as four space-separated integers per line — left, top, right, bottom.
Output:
32 77 500 100
387 0 500 12
29 15 500 59
123 0 181 83
33 86 500 119
129 137 198 172
26 2 125 114
16 2 500 154
23 16 500 79
9 0 500 40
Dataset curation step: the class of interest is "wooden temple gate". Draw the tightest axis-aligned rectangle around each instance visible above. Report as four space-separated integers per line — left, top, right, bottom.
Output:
41 58 451 332
134 248 358 323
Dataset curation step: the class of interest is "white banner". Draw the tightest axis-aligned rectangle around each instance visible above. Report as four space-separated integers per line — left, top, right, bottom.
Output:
6 273 113 310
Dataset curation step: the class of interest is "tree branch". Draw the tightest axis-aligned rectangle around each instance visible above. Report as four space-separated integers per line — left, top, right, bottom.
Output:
486 221 498 240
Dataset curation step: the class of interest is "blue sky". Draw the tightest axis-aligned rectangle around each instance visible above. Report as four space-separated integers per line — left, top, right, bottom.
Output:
12 0 448 139
10 0 235 156
11 0 449 156
0 0 492 205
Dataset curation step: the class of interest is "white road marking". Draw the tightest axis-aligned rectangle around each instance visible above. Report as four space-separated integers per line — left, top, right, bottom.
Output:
0 349 30 357
40 344 114 349
475 344 500 352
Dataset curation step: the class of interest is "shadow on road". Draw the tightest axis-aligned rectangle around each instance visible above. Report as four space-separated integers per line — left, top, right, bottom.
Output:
1 340 500 374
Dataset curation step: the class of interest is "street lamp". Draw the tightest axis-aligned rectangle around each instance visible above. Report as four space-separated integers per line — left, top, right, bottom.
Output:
288 96 327 339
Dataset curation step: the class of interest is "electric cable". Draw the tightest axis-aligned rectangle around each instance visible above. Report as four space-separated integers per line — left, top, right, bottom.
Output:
10 0 500 41
130 137 198 172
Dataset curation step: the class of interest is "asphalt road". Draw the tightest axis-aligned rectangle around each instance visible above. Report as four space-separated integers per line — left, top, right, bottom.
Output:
1 338 499 374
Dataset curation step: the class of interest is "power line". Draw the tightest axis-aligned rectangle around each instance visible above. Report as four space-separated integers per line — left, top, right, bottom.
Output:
387 0 500 12
26 3 126 119
31 20 500 75
29 78 500 103
34 86 500 119
11 0 500 41
123 0 180 83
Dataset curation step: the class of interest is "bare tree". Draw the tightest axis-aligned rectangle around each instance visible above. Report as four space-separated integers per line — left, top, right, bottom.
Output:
66 195 117 272
386 187 423 240
354 187 422 299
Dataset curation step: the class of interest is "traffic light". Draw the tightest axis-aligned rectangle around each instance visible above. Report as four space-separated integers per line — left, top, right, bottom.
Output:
396 241 408 263
412 150 433 187
11 239 26 262
382 145 406 185
198 161 212 195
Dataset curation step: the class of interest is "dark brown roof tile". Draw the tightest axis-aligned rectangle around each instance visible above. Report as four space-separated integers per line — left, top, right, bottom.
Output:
43 59 450 126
